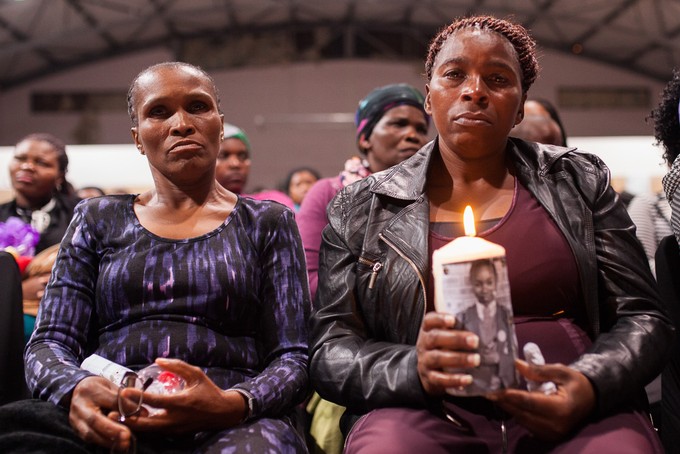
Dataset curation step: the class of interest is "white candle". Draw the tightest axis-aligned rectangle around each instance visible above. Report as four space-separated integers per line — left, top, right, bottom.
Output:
432 206 518 395
433 206 506 311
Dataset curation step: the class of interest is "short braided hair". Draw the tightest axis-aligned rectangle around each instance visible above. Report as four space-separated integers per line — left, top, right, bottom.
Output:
127 61 222 126
425 15 539 93
650 68 680 165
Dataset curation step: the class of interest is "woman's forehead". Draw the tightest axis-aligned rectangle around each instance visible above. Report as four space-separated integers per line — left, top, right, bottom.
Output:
437 28 518 63
136 66 216 100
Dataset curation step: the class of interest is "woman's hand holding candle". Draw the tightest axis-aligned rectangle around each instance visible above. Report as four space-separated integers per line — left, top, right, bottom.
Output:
416 312 481 396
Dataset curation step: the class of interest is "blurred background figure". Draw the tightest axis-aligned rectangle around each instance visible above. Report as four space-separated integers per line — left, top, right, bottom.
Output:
281 167 321 212
627 188 671 274
0 133 79 255
510 111 564 146
216 123 251 195
0 133 80 341
651 67 680 454
523 98 568 146
298 82 429 454
657 69 680 245
0 133 80 382
298 83 430 299
216 123 294 209
76 186 105 199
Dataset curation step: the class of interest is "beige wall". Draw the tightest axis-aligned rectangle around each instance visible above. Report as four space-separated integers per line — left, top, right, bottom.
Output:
0 47 666 192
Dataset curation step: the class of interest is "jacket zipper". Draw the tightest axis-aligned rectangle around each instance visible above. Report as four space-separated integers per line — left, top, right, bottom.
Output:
358 257 383 289
378 233 427 319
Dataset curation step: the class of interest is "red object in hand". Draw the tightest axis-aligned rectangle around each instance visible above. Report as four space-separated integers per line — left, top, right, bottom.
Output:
157 371 184 392
15 255 32 274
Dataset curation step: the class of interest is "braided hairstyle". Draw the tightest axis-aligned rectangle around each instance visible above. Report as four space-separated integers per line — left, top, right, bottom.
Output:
650 69 680 165
425 15 539 93
127 61 222 127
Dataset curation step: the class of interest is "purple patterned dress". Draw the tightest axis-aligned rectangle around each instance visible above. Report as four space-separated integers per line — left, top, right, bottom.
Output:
24 194 310 452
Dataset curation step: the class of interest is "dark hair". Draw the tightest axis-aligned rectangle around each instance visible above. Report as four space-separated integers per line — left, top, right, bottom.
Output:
650 68 680 165
16 133 74 196
527 98 568 146
469 258 497 281
425 15 539 93
127 61 222 126
279 166 322 195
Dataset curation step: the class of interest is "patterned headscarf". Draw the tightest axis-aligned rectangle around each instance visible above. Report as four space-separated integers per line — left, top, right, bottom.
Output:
354 83 428 145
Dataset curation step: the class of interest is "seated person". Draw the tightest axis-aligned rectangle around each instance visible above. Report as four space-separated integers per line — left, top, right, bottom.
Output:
0 61 310 454
0 133 80 340
309 15 671 453
280 167 321 212
216 124 295 209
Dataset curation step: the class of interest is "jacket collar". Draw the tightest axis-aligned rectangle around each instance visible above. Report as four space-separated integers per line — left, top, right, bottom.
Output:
369 137 578 201
369 140 436 201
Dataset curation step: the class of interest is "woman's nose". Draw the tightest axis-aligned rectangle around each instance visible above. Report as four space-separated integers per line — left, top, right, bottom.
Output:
171 110 196 136
461 75 488 103
404 125 426 144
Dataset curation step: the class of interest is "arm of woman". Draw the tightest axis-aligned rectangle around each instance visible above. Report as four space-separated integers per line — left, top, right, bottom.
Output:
309 189 433 413
228 207 310 418
296 178 336 300
25 200 102 405
568 159 673 415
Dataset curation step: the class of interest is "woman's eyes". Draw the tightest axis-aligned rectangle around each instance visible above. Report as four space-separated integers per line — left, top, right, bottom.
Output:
188 101 209 112
443 69 511 86
444 69 465 79
148 106 167 117
147 101 209 117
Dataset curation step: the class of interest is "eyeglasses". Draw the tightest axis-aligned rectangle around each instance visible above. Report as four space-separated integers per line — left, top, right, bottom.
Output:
111 372 152 454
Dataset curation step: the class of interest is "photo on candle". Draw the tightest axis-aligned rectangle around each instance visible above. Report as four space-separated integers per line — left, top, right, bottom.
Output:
437 256 519 396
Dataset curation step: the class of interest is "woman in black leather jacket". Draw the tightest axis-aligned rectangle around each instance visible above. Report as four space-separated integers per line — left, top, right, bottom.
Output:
309 15 672 453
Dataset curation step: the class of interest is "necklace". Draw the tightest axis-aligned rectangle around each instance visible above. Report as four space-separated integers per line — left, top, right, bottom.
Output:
16 197 56 233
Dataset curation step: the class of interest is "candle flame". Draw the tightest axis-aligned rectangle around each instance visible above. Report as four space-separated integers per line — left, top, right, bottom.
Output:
463 206 476 237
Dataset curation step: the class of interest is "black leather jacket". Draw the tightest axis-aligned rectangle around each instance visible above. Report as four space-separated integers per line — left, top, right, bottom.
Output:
309 138 673 417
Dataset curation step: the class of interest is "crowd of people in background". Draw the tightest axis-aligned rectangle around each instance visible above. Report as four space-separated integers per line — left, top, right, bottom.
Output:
0 12 679 454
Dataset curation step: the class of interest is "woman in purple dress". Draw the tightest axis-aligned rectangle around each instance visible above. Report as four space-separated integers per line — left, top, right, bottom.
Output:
0 62 310 453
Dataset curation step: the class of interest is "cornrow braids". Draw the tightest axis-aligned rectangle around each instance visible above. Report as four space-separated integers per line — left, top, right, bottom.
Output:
126 61 222 126
425 15 539 93
650 68 680 165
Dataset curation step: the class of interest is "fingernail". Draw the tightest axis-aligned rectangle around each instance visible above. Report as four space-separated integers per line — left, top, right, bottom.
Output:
466 335 479 348
461 375 473 385
444 314 456 327
469 354 480 367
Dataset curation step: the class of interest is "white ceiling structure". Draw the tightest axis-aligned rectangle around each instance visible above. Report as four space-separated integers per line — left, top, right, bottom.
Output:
1 0 680 91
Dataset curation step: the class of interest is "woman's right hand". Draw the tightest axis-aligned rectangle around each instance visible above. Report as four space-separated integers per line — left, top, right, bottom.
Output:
69 376 134 452
416 312 480 396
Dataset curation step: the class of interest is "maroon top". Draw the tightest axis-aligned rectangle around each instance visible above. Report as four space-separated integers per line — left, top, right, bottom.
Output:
428 179 588 361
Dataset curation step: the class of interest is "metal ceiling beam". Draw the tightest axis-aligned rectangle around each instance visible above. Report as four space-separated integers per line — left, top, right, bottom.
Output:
0 14 57 65
571 0 638 45
64 0 119 48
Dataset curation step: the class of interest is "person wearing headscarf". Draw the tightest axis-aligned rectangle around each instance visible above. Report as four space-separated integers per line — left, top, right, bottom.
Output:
297 83 429 454
297 83 430 299
215 123 294 209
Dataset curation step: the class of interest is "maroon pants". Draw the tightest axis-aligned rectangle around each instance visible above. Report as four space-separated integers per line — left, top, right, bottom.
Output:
344 406 662 454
